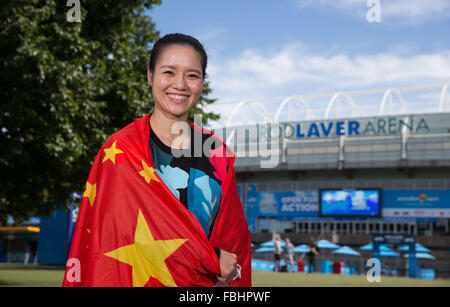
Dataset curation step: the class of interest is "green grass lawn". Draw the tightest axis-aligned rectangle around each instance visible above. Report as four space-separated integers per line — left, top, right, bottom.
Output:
0 263 65 287
251 270 450 287
0 263 449 287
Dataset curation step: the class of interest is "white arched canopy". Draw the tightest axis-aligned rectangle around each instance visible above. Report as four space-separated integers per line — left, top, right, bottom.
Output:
379 89 406 115
274 96 313 122
218 84 447 128
324 93 363 119
438 84 450 112
226 99 271 126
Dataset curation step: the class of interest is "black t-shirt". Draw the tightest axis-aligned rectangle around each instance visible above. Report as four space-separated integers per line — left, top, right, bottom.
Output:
149 125 223 239
308 244 320 258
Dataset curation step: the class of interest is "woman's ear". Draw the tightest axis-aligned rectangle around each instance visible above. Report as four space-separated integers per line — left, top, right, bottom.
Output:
147 66 153 86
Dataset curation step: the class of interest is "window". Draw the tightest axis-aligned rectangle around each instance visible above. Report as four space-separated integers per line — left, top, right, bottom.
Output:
298 222 304 233
323 223 329 234
375 223 380 232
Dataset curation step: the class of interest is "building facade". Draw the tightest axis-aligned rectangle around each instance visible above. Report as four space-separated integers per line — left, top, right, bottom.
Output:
214 112 450 236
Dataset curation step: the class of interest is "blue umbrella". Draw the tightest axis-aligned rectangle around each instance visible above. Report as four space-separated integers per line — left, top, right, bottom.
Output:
332 246 361 256
359 243 399 257
404 253 436 260
359 243 391 251
251 259 275 271
251 259 298 272
294 244 310 253
379 248 400 257
316 239 340 249
399 243 431 253
260 239 286 248
254 246 275 253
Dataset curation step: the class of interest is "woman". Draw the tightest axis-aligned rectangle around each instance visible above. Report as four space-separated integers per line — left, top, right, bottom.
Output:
63 34 251 287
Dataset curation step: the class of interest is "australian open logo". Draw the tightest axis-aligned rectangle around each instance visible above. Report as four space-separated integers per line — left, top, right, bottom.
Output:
419 193 427 203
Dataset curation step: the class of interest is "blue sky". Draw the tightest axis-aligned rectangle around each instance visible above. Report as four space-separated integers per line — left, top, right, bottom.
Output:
149 0 450 125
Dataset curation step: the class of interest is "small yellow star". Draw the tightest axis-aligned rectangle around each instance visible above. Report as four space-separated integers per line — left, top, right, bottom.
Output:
104 210 188 287
102 140 124 165
139 160 160 184
83 181 96 207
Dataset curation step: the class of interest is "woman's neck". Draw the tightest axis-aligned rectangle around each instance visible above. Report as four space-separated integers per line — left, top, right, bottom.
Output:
149 109 190 149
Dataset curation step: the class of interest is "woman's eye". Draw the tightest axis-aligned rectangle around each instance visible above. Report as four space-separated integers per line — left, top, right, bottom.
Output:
188 74 200 79
164 71 174 76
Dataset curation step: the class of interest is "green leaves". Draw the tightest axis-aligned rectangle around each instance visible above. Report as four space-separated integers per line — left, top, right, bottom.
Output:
0 1 219 223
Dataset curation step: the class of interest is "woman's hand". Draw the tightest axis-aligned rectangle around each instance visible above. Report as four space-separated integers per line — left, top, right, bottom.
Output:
217 249 238 285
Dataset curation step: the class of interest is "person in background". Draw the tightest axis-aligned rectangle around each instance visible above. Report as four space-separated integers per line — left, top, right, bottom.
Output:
307 237 320 273
284 237 295 272
273 234 282 272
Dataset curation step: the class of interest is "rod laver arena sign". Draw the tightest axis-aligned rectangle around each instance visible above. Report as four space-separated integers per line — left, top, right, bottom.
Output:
219 114 450 143
260 116 430 140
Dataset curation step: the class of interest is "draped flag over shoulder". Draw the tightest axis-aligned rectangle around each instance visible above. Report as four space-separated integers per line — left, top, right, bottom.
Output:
62 114 251 287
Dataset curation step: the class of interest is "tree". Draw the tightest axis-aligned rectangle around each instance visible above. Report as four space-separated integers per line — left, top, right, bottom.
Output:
0 1 219 224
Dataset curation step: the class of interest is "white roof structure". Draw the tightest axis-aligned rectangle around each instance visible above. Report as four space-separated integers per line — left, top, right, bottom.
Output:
206 84 450 128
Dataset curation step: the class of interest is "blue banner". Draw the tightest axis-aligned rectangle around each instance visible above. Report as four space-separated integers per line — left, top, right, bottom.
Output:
237 185 243 202
382 190 450 218
244 186 450 221
245 185 258 232
37 210 70 265
246 184 318 218
66 192 81 258
383 190 450 209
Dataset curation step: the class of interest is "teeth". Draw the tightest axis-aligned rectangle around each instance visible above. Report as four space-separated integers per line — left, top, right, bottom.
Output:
168 94 188 100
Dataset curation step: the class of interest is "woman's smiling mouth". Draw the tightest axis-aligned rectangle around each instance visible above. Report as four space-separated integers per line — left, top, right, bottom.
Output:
167 93 189 103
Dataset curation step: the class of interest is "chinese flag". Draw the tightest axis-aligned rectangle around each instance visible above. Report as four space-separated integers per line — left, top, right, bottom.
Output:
62 114 251 287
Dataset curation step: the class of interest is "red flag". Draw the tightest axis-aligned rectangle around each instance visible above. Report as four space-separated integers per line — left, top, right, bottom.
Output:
62 114 251 287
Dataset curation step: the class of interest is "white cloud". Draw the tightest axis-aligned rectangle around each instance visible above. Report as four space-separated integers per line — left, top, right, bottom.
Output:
381 0 450 19
297 0 450 23
195 28 226 42
208 44 450 102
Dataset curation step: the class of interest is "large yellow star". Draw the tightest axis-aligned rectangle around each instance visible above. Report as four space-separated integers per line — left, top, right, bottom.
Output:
82 181 96 207
104 210 188 287
102 140 124 165
138 160 160 184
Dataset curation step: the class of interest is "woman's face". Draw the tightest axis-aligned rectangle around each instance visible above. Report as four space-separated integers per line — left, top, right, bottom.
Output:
148 44 203 119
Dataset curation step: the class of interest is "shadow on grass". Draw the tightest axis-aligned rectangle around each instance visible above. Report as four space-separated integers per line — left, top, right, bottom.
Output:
0 263 65 271
0 280 22 287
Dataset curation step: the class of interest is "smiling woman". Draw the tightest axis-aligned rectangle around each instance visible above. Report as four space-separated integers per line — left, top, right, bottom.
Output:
62 33 251 287
147 37 205 145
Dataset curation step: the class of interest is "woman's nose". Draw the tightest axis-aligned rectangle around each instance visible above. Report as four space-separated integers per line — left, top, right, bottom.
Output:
173 74 187 90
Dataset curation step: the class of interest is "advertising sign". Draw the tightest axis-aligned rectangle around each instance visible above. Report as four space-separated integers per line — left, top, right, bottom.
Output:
319 189 381 217
382 190 450 218
246 184 318 218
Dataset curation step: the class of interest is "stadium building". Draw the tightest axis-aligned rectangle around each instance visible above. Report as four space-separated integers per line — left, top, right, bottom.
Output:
210 84 450 278
2 84 449 279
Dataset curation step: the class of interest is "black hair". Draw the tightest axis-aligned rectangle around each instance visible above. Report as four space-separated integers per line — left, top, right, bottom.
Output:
148 33 208 80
